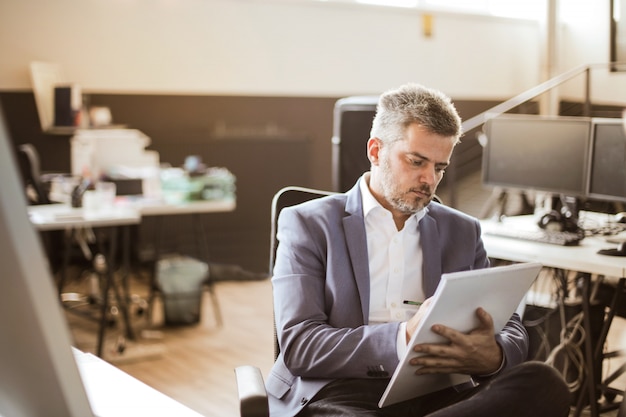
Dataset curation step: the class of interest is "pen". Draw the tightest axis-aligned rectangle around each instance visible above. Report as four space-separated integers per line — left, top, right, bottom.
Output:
403 300 423 306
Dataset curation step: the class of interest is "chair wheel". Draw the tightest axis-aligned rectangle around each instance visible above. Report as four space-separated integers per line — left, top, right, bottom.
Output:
604 392 617 403
108 306 119 327
116 336 126 354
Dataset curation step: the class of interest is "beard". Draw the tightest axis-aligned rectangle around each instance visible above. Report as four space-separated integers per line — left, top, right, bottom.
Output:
378 153 434 215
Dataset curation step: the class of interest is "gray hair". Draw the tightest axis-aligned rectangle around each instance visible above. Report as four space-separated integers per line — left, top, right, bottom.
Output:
370 83 463 145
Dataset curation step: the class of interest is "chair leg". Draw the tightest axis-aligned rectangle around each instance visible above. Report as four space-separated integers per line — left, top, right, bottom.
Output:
146 283 162 327
618 394 626 417
205 282 223 327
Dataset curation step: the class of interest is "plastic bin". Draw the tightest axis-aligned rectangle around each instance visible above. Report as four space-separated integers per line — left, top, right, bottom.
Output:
156 255 208 325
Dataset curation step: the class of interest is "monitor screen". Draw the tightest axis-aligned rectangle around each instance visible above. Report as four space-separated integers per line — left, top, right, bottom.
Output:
482 114 592 197
0 102 95 416
587 118 626 203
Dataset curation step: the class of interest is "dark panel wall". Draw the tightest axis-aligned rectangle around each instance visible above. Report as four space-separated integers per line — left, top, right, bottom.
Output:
0 91 510 273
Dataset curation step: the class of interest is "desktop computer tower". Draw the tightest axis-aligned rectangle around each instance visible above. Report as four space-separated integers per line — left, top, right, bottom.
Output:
331 96 378 192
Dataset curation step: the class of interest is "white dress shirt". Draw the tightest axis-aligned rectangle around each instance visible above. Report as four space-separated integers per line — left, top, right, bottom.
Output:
359 175 427 358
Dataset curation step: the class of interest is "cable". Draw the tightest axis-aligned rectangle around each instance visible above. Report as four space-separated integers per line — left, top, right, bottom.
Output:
545 309 587 393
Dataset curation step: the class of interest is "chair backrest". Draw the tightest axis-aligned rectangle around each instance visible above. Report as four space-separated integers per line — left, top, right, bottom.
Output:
269 186 336 358
267 186 441 358
269 186 337 275
16 143 50 205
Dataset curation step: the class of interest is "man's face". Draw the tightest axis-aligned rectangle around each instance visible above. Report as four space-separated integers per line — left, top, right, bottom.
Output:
368 123 455 217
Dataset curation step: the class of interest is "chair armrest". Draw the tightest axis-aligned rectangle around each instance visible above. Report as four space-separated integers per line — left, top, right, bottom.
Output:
234 365 269 417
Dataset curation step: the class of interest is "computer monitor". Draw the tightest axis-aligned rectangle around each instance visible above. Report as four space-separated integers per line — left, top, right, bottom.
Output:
0 102 95 416
482 114 592 197
587 117 626 204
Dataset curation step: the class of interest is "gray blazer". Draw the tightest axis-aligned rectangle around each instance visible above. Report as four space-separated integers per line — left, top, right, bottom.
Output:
266 182 528 417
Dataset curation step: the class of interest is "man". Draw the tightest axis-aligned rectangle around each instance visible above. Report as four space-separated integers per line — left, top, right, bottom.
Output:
266 83 571 416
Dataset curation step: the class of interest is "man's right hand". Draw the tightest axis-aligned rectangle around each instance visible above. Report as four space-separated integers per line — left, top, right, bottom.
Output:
405 298 432 344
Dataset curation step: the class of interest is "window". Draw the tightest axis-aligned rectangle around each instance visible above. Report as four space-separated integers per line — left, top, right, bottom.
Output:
314 0 545 20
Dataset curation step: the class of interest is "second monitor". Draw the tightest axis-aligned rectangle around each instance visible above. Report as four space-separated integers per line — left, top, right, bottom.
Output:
482 114 592 198
587 117 626 204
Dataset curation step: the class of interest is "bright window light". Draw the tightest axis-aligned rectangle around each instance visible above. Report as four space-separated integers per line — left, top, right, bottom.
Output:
356 0 419 7
313 0 545 21
487 0 545 20
421 0 487 13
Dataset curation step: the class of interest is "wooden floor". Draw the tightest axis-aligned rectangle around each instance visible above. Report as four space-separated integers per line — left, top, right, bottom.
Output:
66 274 275 417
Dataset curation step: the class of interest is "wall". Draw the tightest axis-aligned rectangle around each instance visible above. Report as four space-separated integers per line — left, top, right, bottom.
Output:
0 0 541 98
1 1 624 101
558 0 626 104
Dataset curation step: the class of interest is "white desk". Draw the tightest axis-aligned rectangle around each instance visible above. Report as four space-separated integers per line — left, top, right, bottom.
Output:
73 348 204 417
28 197 237 225
481 216 626 417
120 196 236 217
481 215 626 278
28 203 140 231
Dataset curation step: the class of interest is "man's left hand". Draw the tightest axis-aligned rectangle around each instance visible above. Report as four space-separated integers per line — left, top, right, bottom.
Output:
408 307 503 376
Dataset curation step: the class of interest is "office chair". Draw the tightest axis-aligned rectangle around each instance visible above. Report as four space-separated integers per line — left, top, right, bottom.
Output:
235 186 336 417
16 144 97 281
16 143 50 205
15 143 73 278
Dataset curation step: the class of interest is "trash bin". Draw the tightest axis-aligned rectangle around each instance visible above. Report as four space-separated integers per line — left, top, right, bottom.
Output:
155 255 208 325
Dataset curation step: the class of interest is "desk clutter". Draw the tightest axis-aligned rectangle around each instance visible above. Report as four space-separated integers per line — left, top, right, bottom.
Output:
160 164 236 204
45 128 236 207
482 209 626 251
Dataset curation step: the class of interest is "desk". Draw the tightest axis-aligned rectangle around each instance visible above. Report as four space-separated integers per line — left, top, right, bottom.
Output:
73 348 204 417
29 198 236 351
122 196 236 217
28 203 140 231
29 204 141 357
481 216 626 417
481 216 626 278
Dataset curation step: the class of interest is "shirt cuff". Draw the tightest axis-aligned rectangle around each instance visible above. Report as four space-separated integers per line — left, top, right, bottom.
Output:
396 322 408 360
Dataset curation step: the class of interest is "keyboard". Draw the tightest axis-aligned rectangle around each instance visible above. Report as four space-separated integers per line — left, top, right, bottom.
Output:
483 226 583 246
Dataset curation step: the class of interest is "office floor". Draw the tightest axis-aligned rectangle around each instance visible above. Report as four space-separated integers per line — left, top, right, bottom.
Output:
65 272 274 417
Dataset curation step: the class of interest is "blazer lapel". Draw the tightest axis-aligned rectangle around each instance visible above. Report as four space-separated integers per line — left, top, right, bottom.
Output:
420 213 442 297
343 183 370 323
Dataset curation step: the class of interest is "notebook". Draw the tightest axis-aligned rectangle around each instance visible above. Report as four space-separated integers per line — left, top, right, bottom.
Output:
378 262 542 408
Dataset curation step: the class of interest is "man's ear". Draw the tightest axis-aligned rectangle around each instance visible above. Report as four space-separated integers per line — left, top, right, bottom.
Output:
367 137 381 165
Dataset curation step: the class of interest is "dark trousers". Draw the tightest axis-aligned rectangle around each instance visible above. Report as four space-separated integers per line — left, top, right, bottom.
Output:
297 361 571 417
